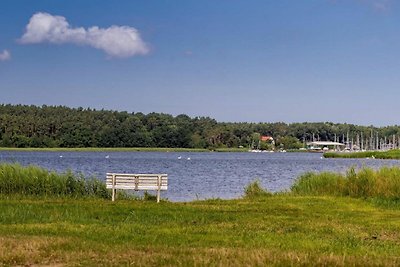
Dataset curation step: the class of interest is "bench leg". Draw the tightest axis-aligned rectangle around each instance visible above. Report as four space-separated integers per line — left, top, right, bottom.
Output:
157 189 160 203
112 174 116 201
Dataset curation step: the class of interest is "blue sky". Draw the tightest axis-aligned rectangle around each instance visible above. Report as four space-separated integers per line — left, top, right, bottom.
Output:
0 0 399 126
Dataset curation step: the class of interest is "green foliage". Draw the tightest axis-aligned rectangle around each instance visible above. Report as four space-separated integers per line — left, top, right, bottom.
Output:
291 166 400 200
0 104 249 149
3 104 400 150
0 163 110 199
244 180 272 198
275 136 303 149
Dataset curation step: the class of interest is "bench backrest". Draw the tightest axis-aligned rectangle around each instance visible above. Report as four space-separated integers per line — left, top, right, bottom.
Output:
106 173 168 191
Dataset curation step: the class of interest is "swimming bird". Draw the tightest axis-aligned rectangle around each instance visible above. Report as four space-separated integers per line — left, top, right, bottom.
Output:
59 155 63 158
187 157 191 160
178 156 182 159
105 155 110 159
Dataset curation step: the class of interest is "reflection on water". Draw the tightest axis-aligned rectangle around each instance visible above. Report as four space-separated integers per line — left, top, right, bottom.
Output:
0 151 399 201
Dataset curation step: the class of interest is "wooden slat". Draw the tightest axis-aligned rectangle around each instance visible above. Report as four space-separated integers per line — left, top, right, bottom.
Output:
106 175 167 178
105 176 168 179
106 180 167 184
106 177 168 183
107 173 167 177
106 185 168 190
106 179 167 183
106 183 168 187
106 180 167 182
106 180 167 183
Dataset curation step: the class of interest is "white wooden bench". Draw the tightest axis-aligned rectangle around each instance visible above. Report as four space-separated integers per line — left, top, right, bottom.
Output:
106 173 168 203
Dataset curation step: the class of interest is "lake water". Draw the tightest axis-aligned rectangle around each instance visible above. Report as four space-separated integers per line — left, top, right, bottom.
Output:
0 151 399 201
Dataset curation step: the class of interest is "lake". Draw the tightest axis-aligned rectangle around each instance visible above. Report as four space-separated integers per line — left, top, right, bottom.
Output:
0 151 399 201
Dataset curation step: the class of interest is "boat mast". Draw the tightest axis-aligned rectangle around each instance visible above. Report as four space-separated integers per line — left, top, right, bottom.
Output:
361 132 363 151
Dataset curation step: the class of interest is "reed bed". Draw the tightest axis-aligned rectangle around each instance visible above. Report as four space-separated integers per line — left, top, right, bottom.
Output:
0 163 109 198
291 166 400 199
324 149 400 159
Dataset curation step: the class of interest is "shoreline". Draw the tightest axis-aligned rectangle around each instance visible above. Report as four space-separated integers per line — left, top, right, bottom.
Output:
0 147 247 153
0 147 309 153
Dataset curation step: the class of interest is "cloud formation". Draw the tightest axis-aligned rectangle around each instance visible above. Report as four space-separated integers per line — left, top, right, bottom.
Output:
20 12 149 58
0 50 11 61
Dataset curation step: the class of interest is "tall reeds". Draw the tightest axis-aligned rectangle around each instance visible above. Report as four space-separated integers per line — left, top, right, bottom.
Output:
324 149 400 159
291 166 400 199
0 163 109 198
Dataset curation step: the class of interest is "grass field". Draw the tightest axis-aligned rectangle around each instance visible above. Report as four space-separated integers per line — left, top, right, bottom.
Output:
1 196 400 266
1 164 400 266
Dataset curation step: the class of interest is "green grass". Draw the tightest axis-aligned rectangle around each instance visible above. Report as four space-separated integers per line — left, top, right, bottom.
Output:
1 164 400 266
1 196 400 266
324 149 400 159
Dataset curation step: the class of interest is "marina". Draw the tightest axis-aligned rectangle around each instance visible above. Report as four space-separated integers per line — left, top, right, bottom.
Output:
306 131 400 152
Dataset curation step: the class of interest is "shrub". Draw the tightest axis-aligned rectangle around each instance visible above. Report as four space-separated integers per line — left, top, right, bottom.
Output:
143 191 158 201
244 180 272 198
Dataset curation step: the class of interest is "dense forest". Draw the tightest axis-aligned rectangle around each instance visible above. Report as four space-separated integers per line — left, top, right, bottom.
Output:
1 104 400 149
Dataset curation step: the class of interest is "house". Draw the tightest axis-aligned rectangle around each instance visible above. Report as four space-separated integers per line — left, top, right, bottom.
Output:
260 136 274 144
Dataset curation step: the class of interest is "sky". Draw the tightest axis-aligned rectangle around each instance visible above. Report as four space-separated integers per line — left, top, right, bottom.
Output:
0 0 400 126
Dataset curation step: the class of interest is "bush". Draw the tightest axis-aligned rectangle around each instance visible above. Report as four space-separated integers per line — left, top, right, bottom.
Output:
244 180 272 198
143 191 158 201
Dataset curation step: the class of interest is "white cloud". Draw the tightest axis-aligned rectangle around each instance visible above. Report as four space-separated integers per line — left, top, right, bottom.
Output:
0 50 11 61
20 12 149 58
357 0 392 11
372 0 391 11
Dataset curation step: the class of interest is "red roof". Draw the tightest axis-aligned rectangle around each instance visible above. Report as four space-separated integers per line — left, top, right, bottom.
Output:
260 136 273 141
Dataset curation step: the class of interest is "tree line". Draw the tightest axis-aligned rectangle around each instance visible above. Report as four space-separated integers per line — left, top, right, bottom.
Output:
1 104 400 149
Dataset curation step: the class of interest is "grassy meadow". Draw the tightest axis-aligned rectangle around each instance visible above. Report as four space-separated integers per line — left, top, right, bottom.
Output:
0 164 400 266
